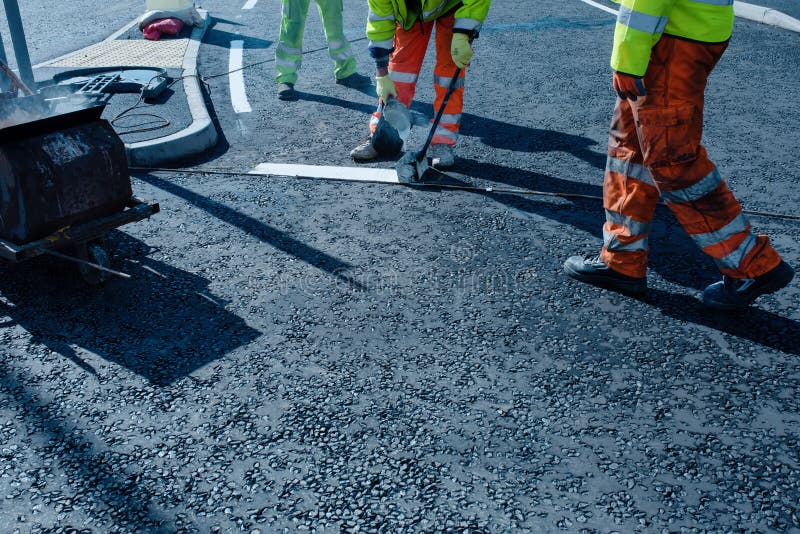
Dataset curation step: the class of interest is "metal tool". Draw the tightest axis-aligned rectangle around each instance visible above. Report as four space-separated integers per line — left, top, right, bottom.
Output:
371 96 410 157
396 66 462 184
0 57 33 95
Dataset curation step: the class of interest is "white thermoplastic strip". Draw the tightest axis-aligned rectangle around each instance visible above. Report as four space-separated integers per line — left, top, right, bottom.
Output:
250 163 401 184
229 40 252 114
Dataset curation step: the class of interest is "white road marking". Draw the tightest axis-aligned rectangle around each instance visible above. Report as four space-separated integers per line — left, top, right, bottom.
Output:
250 163 401 184
242 0 259 9
577 0 618 16
229 40 252 114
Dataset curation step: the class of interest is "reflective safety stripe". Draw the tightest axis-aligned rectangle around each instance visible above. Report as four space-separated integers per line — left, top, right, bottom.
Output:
690 213 750 249
368 12 396 22
276 44 302 56
618 6 669 35
689 0 733 5
604 231 649 252
605 209 652 237
433 127 458 141
661 168 722 204
715 232 757 270
369 38 394 49
276 57 300 69
390 71 418 83
440 113 462 125
328 40 345 50
433 74 465 89
423 0 448 19
605 156 655 186
370 115 380 126
330 50 353 61
454 18 482 31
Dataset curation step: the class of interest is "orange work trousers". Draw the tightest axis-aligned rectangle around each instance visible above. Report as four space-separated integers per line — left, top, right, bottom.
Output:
601 35 782 279
369 12 465 146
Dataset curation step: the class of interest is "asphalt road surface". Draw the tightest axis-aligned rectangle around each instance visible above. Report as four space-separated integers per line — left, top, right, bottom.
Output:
1 0 799 532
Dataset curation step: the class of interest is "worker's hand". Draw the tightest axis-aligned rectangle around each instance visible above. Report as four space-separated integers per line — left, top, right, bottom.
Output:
451 33 474 69
613 72 646 102
376 75 398 101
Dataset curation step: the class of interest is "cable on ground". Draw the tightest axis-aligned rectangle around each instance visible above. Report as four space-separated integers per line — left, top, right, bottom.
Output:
128 166 800 222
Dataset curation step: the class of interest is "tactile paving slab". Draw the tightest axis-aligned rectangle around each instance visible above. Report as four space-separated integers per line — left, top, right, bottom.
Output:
46 39 189 69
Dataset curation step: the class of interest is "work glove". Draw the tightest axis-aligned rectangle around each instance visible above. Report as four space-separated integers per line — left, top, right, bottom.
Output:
376 75 398 101
451 33 474 69
613 72 646 102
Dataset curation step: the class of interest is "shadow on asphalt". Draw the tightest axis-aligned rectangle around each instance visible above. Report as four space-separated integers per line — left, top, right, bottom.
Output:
435 158 715 290
642 289 800 357
294 92 607 170
135 173 366 290
0 233 261 386
0 361 174 530
203 23 273 50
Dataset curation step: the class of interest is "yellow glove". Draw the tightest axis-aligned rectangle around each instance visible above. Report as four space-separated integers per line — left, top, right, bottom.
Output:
376 75 398 101
451 33 474 69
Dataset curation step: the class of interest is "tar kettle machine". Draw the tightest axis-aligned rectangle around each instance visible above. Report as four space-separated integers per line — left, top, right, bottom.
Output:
0 0 159 284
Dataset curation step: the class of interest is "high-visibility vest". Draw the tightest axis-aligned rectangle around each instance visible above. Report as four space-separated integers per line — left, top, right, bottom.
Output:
367 0 491 50
610 0 735 76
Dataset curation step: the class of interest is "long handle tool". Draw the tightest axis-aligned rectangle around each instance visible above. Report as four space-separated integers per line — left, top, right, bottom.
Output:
396 66 462 183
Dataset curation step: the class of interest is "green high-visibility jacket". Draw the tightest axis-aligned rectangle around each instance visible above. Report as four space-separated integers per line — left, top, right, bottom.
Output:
610 0 734 76
367 0 491 50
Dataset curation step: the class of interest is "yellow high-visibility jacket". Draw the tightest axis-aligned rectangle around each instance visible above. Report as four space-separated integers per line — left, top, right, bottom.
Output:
611 0 734 76
367 0 491 50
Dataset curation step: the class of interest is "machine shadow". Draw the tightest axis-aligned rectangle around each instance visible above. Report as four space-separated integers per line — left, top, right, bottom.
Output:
0 361 178 531
0 232 261 386
135 173 365 290
641 289 800 357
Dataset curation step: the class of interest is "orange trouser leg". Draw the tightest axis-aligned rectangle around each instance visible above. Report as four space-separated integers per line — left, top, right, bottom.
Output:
431 12 465 146
634 36 781 279
369 21 432 135
599 98 660 279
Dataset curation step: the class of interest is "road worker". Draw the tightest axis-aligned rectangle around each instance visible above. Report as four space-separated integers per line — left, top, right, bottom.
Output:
276 0 371 101
564 0 794 309
350 0 492 168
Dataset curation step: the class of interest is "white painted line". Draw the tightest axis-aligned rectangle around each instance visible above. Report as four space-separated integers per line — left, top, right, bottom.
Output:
242 0 259 9
250 163 401 184
735 2 800 32
576 0 617 16
229 40 252 114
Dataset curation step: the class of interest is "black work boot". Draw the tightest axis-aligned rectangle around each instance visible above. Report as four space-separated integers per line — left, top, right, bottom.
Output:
277 83 298 101
703 260 795 310
564 254 647 294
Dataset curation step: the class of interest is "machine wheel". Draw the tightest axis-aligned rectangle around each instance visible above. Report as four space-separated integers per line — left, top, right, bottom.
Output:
77 242 112 285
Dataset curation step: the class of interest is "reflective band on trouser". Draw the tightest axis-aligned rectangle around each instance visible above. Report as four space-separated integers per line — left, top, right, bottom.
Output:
600 99 660 279
603 230 648 252
660 168 722 204
433 74 465 90
431 12 464 146
390 71 419 84
617 6 669 34
605 156 655 187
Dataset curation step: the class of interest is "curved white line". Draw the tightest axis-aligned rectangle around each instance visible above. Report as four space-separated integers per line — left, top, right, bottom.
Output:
242 0 258 9
229 40 252 114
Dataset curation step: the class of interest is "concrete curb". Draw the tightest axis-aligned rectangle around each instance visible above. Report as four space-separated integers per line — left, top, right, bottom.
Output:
734 2 800 32
125 10 217 167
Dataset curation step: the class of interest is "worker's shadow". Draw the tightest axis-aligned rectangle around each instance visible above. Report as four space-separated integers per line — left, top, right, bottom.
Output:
0 232 261 386
437 158 719 289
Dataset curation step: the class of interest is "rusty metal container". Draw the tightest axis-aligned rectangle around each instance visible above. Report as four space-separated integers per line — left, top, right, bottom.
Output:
0 104 132 245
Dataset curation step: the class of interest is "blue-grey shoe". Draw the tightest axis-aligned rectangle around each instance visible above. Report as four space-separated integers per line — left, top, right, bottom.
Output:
564 254 647 294
703 260 794 310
